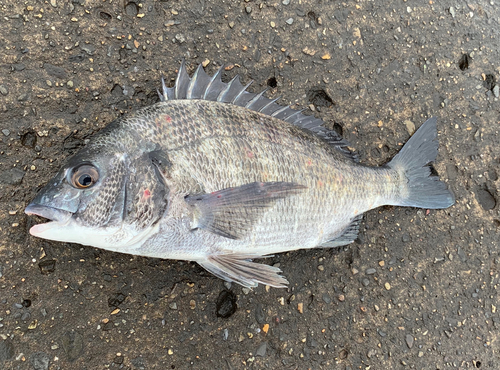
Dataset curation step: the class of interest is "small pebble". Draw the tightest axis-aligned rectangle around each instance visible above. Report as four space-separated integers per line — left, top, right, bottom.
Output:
245 6 252 14
404 120 415 135
365 268 376 275
262 324 269 334
216 290 237 318
338 294 345 302
18 93 28 101
174 34 185 43
28 320 38 329
493 85 499 98
0 85 8 95
405 334 414 349
384 282 391 290
256 342 267 357
30 352 49 370
39 259 56 275
317 265 324 271
169 302 177 310
67 80 74 88
2 129 10 136
286 18 294 25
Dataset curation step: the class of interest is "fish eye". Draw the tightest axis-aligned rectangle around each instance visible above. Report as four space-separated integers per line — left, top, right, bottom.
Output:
70 164 99 189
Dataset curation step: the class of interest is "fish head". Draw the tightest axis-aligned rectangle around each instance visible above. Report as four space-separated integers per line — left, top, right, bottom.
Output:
25 144 164 251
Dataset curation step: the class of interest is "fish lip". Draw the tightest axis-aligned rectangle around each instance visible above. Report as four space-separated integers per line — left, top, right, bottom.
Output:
25 204 73 224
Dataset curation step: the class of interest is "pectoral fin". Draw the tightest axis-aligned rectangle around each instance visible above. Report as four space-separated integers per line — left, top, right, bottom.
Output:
185 181 306 239
198 253 289 288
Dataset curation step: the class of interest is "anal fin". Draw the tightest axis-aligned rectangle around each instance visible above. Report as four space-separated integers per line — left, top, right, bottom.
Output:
198 253 288 288
319 215 363 248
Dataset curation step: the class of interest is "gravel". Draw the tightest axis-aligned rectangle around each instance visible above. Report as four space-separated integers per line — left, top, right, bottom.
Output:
216 290 237 318
0 168 25 186
0 340 14 361
256 342 267 356
405 334 414 349
44 63 67 79
61 331 84 361
30 352 50 370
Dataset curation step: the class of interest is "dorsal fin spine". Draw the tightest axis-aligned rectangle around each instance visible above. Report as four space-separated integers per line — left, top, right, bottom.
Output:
160 61 357 161
259 97 281 113
245 88 269 110
186 64 202 99
203 66 224 100
270 105 290 117
283 109 306 122
217 75 239 102
232 81 253 104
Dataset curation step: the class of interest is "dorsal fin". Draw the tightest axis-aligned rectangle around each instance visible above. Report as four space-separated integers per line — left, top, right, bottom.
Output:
158 61 357 161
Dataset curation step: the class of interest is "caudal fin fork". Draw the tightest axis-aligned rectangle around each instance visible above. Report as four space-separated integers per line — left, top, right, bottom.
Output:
388 117 455 209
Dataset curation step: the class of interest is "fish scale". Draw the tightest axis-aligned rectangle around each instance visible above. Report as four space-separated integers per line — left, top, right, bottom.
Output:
25 62 454 288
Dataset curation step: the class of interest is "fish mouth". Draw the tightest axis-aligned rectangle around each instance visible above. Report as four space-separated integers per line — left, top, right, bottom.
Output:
25 204 73 236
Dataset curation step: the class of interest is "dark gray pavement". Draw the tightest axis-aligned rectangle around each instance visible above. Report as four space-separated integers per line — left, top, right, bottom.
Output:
0 0 499 368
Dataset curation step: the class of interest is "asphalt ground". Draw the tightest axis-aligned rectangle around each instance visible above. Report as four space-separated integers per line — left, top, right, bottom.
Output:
0 0 499 369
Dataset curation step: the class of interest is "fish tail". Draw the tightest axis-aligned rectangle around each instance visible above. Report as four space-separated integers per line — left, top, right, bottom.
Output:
388 117 455 209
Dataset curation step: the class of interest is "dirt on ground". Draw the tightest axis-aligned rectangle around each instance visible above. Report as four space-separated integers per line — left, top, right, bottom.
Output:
0 0 499 369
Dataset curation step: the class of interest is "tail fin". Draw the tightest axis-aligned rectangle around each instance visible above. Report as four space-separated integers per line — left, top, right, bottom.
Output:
388 117 455 209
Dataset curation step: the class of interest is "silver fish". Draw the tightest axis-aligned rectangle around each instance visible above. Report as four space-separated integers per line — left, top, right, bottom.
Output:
25 62 455 288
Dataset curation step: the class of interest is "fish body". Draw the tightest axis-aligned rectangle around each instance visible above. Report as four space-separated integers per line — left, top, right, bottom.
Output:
25 62 454 287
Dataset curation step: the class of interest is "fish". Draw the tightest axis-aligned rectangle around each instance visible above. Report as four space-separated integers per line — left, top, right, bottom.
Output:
25 61 455 288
